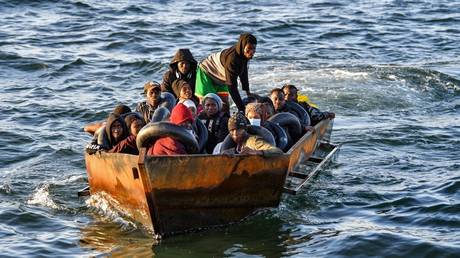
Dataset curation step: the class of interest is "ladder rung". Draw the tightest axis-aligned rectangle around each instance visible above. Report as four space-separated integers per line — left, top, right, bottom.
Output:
307 156 323 163
288 171 308 179
282 187 297 195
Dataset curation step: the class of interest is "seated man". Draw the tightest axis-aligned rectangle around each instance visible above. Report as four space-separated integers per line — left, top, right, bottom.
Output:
282 84 335 126
270 88 313 132
136 81 162 123
110 113 145 155
161 49 197 97
147 103 194 156
222 112 282 155
198 93 229 154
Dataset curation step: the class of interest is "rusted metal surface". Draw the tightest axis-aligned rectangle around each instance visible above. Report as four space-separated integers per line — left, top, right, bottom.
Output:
85 152 154 231
84 119 334 237
143 153 290 235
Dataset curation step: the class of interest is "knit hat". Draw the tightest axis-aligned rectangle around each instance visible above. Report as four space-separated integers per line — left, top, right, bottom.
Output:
170 103 194 125
112 104 132 116
143 81 161 94
202 93 222 111
171 79 190 97
228 111 249 131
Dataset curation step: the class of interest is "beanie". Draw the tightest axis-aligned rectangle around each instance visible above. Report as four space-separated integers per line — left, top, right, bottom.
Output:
170 103 194 125
228 111 249 131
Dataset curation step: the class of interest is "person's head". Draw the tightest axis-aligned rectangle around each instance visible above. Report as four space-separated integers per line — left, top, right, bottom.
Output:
270 88 286 111
258 96 274 120
170 49 197 75
124 113 145 137
170 103 194 130
228 112 249 144
245 103 264 126
143 81 161 106
177 60 190 75
236 33 257 60
242 95 258 106
106 113 127 145
172 79 193 100
202 93 222 117
180 99 197 119
282 84 298 102
112 104 132 116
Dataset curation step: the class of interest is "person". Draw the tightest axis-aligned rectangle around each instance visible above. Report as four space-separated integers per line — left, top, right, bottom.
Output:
136 81 162 123
246 102 290 150
270 88 313 132
83 104 131 135
109 113 145 155
195 33 257 113
198 93 229 154
282 84 335 126
147 103 194 155
172 79 201 111
161 49 197 97
222 112 282 155
104 113 128 150
180 99 198 119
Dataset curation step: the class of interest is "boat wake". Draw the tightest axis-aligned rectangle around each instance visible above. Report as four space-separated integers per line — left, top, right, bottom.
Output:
85 192 140 232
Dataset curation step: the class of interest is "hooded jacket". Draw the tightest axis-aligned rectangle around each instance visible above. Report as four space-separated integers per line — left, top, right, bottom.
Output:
200 33 257 111
105 113 128 148
161 49 197 97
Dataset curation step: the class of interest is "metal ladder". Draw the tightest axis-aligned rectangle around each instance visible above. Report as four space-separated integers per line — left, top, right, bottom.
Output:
283 142 341 195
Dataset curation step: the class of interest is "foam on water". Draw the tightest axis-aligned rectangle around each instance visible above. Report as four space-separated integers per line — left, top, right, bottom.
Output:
27 184 61 210
85 192 139 232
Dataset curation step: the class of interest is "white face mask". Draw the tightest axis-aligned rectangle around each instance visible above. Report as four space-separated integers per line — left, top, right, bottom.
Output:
248 118 261 126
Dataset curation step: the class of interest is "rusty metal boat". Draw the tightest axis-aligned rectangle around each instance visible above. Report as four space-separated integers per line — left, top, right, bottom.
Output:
82 118 339 237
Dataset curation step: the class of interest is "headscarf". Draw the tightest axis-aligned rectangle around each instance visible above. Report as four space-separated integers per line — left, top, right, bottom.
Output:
202 93 223 111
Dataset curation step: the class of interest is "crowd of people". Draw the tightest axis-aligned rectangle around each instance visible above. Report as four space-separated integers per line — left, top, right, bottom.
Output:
85 33 335 156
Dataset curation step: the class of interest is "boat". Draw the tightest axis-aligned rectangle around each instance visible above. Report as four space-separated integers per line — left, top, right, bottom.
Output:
82 118 340 237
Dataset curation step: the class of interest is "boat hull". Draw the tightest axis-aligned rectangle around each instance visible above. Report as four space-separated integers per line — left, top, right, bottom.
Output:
84 119 333 236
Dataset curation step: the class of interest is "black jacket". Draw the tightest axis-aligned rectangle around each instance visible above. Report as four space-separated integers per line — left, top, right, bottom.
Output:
161 49 197 97
220 33 257 111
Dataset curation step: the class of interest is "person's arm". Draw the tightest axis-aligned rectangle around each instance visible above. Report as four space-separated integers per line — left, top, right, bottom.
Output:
228 83 245 111
84 121 105 135
245 136 283 156
161 71 174 96
240 65 251 96
225 60 245 111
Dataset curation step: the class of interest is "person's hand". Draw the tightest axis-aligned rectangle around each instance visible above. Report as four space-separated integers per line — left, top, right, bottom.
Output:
85 143 103 155
304 126 315 133
327 112 335 119
240 147 262 155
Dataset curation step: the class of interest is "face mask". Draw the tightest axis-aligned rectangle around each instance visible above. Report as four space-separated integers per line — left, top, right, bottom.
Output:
249 118 261 127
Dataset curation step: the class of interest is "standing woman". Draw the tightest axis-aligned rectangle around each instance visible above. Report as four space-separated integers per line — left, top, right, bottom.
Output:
195 33 257 113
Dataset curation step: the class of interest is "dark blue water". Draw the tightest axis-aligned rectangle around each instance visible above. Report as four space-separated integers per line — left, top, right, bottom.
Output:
1 0 459 257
